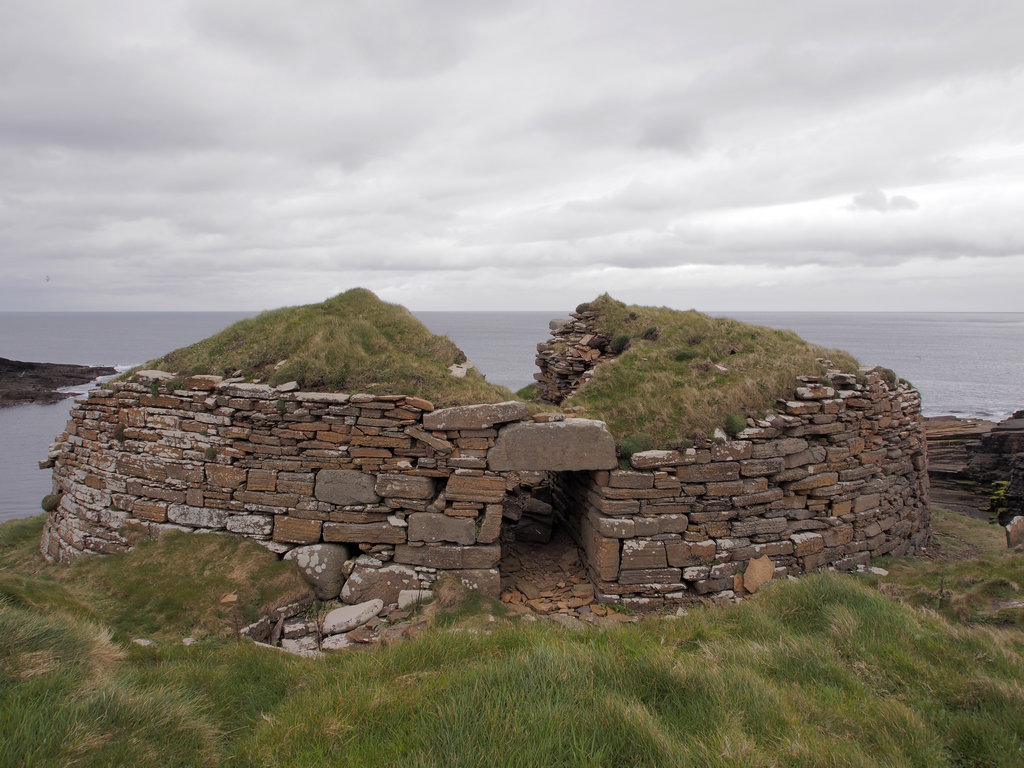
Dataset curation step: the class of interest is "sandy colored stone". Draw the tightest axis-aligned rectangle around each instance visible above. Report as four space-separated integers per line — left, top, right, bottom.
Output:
742 555 775 593
272 516 323 544
444 474 506 503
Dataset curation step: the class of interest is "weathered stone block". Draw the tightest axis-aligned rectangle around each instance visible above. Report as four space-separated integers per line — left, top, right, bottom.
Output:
247 469 277 492
226 514 274 536
853 493 881 513
488 419 617 471
750 438 808 459
322 521 406 544
677 462 740 483
133 499 167 522
284 543 351 599
422 401 527 430
630 449 697 469
341 564 417 605
375 473 435 500
608 470 654 489
791 532 824 556
732 517 787 537
444 474 506 503
740 458 785 477
476 504 503 544
665 539 716 567
821 523 854 547
581 516 619 581
273 516 323 544
323 599 383 634
408 512 476 545
1007 516 1024 548
704 480 744 497
741 555 775 593
788 472 839 492
621 539 667 569
656 514 689 534
394 543 501 569
167 504 229 529
315 469 381 506
588 512 635 538
618 568 681 585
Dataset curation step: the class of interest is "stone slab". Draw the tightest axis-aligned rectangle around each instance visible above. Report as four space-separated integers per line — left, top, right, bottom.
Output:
394 543 500 569
407 512 476 546
315 469 381 506
488 419 617 471
374 473 435 500
323 599 383 635
422 401 527 431
741 555 774 593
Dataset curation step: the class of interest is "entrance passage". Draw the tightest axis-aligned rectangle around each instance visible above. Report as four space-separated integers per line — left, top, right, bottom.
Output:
498 471 598 615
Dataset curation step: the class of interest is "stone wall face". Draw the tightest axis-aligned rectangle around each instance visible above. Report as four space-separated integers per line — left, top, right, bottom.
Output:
41 368 929 607
558 369 930 605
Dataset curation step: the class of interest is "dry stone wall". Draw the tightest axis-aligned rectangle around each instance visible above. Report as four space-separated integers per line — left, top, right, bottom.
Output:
554 369 930 606
534 309 611 404
42 366 929 609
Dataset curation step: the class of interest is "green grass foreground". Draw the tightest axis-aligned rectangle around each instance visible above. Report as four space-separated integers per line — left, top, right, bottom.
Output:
3 512 1023 767
142 288 516 407
558 295 861 444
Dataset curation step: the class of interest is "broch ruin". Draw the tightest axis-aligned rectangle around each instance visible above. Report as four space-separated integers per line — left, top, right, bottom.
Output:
39 293 931 648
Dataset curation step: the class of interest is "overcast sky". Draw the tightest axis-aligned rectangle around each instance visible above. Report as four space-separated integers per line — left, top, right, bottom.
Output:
2 1 1023 312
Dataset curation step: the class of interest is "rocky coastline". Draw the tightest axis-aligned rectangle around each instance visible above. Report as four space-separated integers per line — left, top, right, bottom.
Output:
924 413 1024 539
0 357 117 407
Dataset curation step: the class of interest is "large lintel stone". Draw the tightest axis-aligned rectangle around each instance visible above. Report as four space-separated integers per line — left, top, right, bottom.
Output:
488 419 617 471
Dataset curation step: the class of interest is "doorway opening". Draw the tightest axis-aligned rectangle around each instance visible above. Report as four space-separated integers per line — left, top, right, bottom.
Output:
498 470 596 613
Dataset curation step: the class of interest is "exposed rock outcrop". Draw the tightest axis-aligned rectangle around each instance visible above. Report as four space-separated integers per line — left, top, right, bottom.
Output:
0 357 116 406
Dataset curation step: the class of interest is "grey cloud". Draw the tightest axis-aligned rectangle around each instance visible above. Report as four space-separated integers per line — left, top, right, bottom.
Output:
849 188 920 212
1 0 1022 311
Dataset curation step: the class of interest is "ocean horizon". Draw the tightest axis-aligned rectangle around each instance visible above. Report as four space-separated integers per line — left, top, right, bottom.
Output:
2 309 1022 522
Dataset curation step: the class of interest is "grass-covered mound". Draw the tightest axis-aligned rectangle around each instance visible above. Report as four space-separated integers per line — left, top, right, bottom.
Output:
143 288 516 407
3 511 1023 767
557 294 860 445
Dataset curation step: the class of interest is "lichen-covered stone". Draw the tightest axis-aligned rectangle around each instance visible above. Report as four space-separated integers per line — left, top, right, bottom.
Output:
341 564 418 605
284 543 351 599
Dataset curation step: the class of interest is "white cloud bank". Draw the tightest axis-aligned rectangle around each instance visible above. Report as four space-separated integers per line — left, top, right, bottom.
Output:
1 1 1023 312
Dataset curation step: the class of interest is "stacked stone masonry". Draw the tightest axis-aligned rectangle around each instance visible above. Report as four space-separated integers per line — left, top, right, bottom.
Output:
534 310 611 404
42 368 929 609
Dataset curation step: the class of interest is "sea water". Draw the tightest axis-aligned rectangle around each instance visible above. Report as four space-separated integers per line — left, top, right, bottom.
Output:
2 311 1021 522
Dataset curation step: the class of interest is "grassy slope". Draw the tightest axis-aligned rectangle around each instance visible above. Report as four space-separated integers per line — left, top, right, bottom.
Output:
3 511 1023 767
560 295 860 444
144 288 516 407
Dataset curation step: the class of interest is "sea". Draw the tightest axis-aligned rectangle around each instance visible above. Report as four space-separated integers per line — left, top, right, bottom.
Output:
2 310 1022 523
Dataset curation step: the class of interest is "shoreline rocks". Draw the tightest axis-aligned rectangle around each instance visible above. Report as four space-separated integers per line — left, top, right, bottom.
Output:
0 357 117 407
